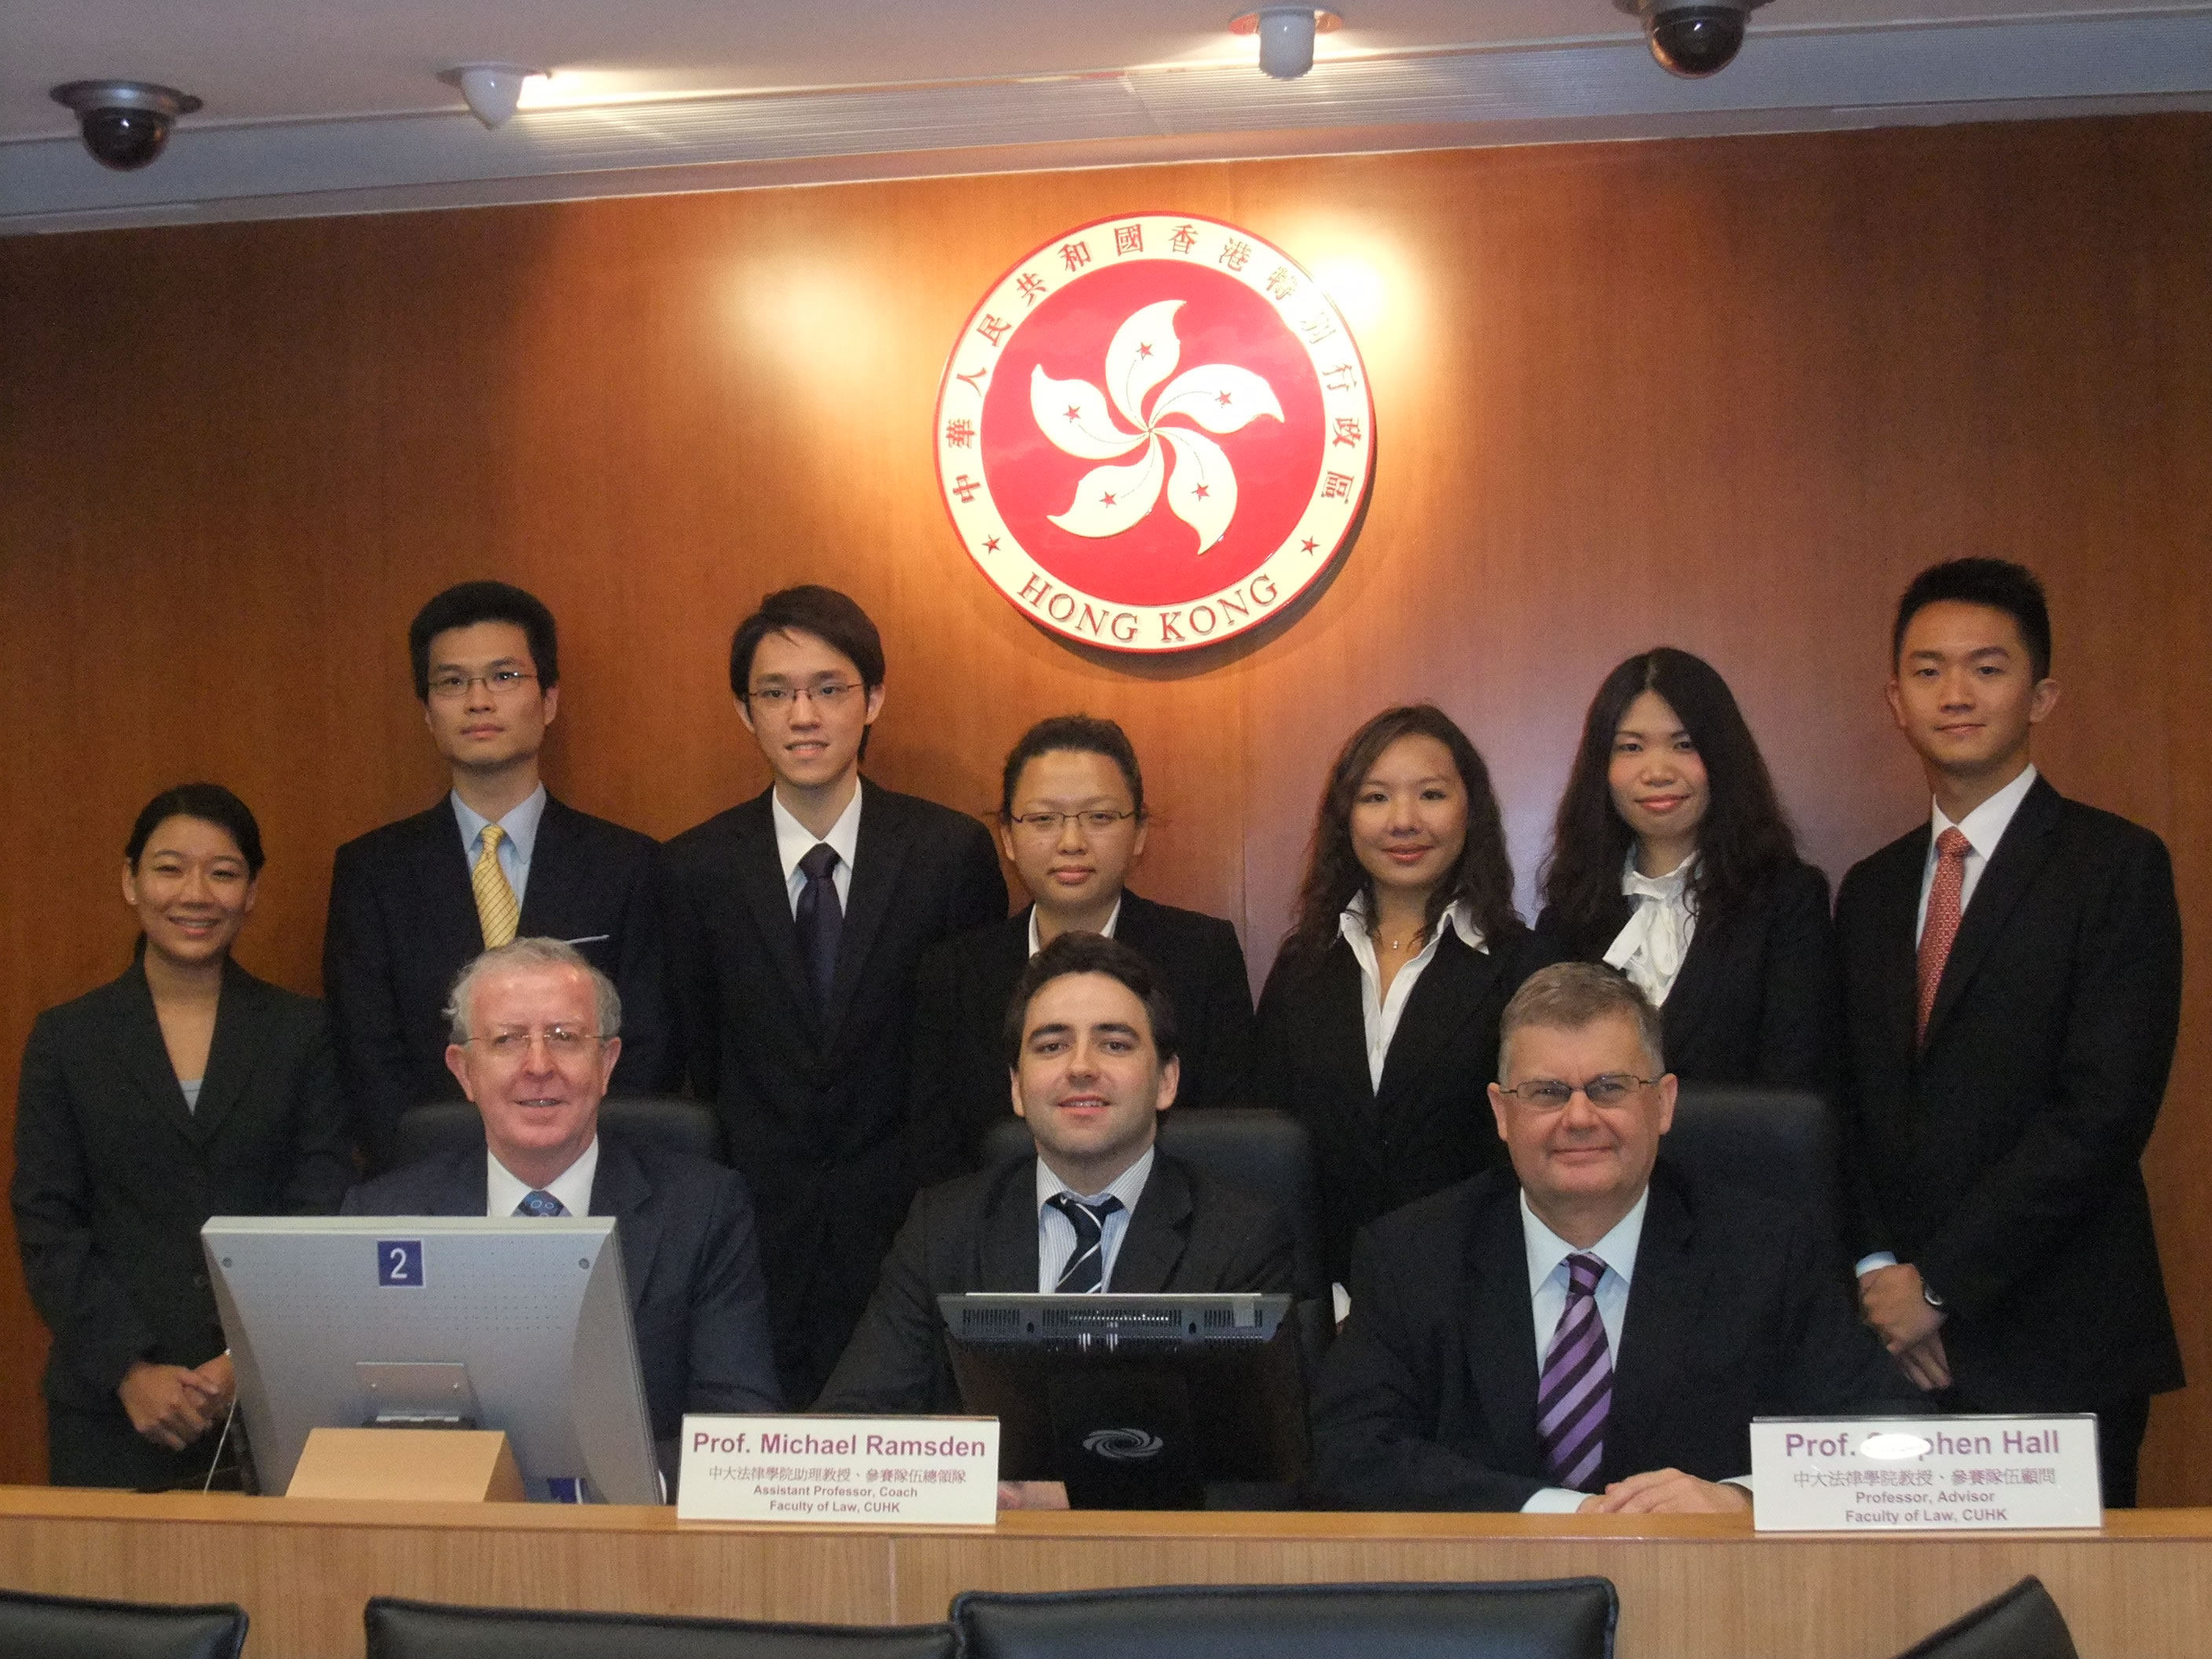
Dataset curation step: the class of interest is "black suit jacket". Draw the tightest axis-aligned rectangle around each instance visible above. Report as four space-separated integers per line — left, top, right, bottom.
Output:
1310 1162 1922 1511
12 958 354 1414
1834 776 2185 1410
910 892 1258 1176
815 1148 1295 1414
1535 860 1843 1095
1254 926 1561 1284
324 792 679 1167
659 781 1007 1400
340 1130 782 1435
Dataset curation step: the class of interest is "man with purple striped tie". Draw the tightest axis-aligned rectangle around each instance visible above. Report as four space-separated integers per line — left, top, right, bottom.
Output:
1312 961 1917 1512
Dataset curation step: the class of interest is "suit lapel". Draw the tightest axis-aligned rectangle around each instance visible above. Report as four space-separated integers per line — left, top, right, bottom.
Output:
412 800 491 963
1461 1185 1544 1478
588 1136 662 1291
189 959 264 1141
1311 944 1378 1124
1376 932 1503 1109
1107 1152 1192 1291
728 793 818 1032
113 964 196 1136
1607 1172 1705 1482
515 794 572 936
980 1159 1042 1291
1923 778 2061 1053
1870 831 1927 1068
826 783 914 1035
1657 912 1727 1064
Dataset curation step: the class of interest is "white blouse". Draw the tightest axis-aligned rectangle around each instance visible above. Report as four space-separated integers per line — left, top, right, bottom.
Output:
1602 853 1696 1005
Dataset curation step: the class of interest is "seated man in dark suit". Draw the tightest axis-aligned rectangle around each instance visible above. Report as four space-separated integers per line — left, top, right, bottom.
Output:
1313 961 1917 1514
911 714 1257 1174
325 580 678 1169
817 932 1293 1430
344 937 779 1470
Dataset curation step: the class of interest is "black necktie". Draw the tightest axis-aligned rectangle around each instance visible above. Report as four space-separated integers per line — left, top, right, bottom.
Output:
1048 1193 1124 1293
796 842 843 1013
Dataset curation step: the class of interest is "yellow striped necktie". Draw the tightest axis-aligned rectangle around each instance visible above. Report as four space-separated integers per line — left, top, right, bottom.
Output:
472 823 520 949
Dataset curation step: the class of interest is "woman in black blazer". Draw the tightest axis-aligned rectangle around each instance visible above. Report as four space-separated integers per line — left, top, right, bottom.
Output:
911 715 1255 1174
1535 647 1841 1093
1256 705 1554 1288
11 784 352 1489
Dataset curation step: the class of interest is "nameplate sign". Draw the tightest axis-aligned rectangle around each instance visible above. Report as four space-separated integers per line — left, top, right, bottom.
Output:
676 1415 998 1525
1750 1415 2102 1532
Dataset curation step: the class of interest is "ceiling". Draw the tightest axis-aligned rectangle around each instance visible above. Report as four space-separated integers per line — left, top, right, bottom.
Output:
4 1 2209 233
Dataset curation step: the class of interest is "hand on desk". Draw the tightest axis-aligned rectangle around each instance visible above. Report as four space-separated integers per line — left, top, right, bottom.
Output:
1577 1469 1751 1514
119 1359 224 1450
997 1481 1071 1511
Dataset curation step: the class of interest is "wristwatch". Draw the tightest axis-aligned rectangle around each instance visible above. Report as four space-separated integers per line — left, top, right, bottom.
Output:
1921 1280 1945 1309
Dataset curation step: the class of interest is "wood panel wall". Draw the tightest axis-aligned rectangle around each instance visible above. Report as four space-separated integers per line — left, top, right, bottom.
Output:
2 115 2206 1498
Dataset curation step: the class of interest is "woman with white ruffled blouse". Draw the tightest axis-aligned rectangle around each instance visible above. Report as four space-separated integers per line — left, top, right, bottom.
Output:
1536 648 1842 1095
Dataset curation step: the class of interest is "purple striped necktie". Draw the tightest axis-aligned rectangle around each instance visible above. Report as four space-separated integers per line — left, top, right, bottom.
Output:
1536 1251 1613 1492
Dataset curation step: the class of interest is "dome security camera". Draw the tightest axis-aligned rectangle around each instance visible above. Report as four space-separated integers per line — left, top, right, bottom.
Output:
1612 0 1774 79
49 80 203 171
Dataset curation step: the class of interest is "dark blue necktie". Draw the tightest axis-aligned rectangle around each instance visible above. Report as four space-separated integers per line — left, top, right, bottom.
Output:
796 842 843 1013
515 1190 566 1217
1049 1193 1124 1293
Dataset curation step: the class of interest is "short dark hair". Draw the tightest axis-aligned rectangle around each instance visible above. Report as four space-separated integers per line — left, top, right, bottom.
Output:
126 783 266 877
998 715 1146 822
1001 932 1180 1070
729 585 886 698
408 581 560 701
1499 961 1665 1079
1892 558 2052 683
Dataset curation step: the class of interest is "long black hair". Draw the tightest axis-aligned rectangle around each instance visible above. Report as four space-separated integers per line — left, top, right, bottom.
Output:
1540 647 1798 956
1281 704 1522 966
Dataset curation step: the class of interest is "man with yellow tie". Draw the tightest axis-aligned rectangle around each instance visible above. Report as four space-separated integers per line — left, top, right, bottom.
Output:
324 581 679 1170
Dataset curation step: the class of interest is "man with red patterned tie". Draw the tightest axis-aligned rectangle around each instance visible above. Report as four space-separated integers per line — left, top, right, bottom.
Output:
1837 558 2183 1507
1310 963 1912 1513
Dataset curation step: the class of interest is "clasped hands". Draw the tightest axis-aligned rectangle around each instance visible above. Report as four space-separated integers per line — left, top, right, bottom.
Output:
1858 1262 1951 1390
119 1353 235 1451
1576 1469 1749 1514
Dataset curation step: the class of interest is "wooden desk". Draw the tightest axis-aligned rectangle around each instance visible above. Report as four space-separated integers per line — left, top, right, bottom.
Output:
2 1489 2207 1657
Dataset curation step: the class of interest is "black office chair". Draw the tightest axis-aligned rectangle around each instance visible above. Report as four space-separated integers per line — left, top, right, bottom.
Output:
1661 1083 1845 1262
364 1598 955 1659
1888 1577 2079 1659
394 1095 723 1169
0 1587 247 1659
951 1580 1617 1659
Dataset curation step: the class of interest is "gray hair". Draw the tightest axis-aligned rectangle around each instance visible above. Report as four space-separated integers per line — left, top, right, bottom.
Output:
1498 961 1665 1080
443 937 623 1044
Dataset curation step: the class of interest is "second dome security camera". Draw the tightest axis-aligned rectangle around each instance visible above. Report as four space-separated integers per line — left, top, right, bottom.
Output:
49 80 203 171
1613 0 1774 79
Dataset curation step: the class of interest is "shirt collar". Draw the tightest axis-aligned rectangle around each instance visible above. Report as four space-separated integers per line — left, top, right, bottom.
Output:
485 1133 599 1218
452 783 548 863
1337 892 1487 954
1521 1185 1650 1297
770 781 865 884
1931 763 2038 862
1621 848 1695 904
1026 895 1124 957
1035 1142 1157 1212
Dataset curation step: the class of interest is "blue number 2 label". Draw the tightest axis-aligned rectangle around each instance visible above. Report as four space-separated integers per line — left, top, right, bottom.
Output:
378 1240 425 1287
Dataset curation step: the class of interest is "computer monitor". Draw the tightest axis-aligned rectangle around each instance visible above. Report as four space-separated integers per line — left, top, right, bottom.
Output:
202 1215 660 1504
938 1292 1306 1509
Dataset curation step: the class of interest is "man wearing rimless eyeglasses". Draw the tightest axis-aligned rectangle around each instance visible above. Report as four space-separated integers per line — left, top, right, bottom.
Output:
1312 961 1918 1513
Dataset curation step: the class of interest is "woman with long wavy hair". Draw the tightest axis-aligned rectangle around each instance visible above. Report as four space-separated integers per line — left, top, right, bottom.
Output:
1256 705 1558 1290
1536 646 1840 1092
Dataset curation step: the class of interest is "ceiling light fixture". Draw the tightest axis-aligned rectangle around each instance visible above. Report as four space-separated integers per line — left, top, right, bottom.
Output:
1229 9 1343 81
1612 0 1774 79
49 80 201 171
437 64 545 130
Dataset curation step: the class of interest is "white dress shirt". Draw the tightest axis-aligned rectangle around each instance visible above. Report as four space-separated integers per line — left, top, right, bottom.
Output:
452 783 548 910
1337 895 1488 1093
1035 1146 1155 1293
1026 895 1122 956
771 782 862 915
1603 852 1697 1006
179 1079 203 1114
485 1136 599 1218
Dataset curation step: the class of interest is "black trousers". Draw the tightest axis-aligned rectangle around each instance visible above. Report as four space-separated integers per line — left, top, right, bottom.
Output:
2094 1394 2151 1509
46 1403 241 1492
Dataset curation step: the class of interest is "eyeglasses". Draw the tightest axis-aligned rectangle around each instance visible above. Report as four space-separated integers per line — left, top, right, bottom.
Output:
744 683 862 710
427 668 539 701
1008 809 1140 836
1495 1074 1658 1109
469 1026 602 1060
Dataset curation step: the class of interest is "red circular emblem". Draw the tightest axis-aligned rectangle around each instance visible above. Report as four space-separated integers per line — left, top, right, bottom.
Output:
935 213 1375 654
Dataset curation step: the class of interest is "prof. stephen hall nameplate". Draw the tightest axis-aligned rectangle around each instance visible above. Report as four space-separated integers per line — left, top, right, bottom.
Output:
676 1415 998 1525
1751 1415 2101 1532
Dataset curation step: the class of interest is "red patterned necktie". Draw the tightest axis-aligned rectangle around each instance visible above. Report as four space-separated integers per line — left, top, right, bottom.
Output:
1916 827 1973 1046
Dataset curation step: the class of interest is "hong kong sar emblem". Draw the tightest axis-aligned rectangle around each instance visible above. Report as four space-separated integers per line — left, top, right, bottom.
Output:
934 213 1375 654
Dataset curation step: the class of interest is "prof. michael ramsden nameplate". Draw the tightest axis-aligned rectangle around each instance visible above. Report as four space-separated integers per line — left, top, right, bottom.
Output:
676 1415 998 1525
1751 1415 2101 1532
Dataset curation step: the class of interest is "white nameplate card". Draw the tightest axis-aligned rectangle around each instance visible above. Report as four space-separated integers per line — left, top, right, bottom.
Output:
676 1415 998 1525
1751 1415 2101 1532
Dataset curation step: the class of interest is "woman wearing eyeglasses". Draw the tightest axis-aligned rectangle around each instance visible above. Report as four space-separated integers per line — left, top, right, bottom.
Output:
910 715 1256 1174
11 784 352 1489
1256 705 1560 1291
1534 647 1840 1093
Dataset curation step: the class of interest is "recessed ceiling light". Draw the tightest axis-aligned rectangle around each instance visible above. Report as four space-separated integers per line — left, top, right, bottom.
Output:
437 64 546 130
1229 9 1344 80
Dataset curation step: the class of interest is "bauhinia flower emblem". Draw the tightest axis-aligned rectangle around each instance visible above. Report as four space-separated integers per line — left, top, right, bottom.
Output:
1031 299 1284 554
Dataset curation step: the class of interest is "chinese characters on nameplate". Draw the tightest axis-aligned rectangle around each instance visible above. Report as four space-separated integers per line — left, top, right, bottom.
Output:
676 1415 998 1525
1750 1415 2102 1532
